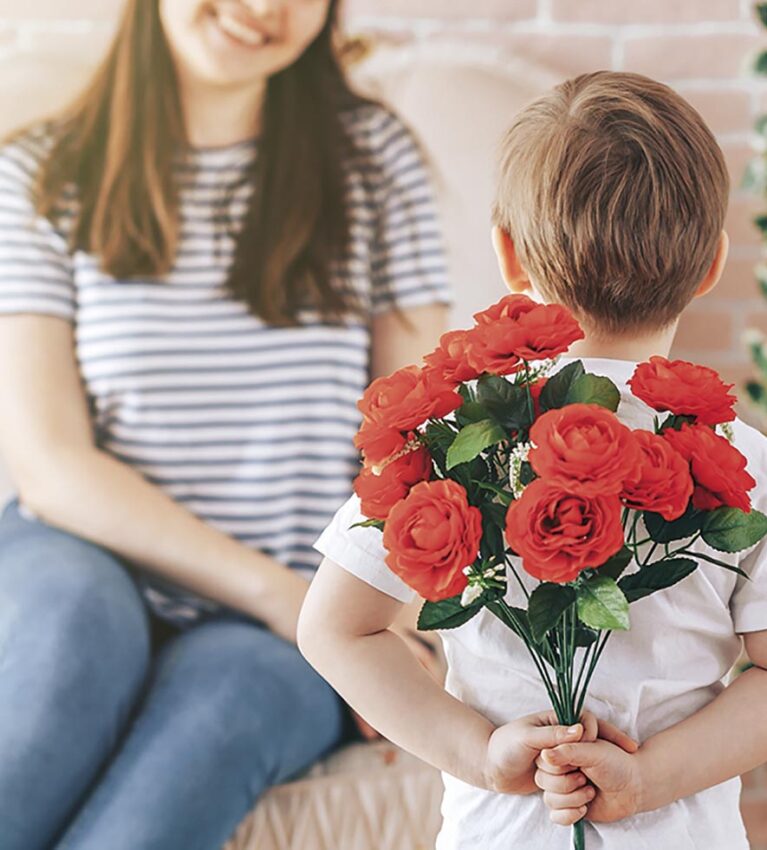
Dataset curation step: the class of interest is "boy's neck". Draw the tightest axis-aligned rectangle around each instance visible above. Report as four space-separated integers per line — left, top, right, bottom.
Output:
566 321 677 363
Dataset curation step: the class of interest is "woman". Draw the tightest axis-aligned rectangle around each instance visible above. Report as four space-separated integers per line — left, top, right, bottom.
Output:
0 2 450 848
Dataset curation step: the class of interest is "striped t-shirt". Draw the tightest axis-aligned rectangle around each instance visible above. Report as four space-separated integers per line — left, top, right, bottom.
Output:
0 104 451 624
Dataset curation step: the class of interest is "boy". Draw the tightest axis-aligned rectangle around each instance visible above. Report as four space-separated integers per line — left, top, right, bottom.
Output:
297 71 767 848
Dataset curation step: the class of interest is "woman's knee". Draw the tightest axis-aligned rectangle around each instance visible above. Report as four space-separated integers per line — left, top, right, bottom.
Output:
0 512 151 696
148 621 345 784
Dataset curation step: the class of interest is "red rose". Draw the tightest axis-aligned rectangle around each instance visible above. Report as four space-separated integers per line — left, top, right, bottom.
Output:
353 445 432 521
663 423 756 513
620 430 693 520
466 303 584 375
473 294 538 325
354 421 407 466
357 365 462 432
505 304 584 361
505 479 625 583
383 479 482 602
424 329 481 385
529 403 642 496
628 356 736 426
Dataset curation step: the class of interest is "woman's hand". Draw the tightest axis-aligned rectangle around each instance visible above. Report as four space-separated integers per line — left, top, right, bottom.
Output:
485 711 638 797
535 737 643 825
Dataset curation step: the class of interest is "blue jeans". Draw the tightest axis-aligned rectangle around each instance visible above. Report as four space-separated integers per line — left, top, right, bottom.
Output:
0 502 347 850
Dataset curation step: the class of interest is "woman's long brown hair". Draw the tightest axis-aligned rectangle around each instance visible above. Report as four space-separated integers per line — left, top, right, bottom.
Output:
33 0 367 326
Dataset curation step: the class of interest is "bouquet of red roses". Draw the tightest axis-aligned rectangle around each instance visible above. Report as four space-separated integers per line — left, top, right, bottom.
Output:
351 295 767 850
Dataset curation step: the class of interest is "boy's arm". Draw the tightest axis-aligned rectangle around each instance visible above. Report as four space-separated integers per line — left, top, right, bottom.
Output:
636 629 767 812
535 630 767 823
298 557 636 794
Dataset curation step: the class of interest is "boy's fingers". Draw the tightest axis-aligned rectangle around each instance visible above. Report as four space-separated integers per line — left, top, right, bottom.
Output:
597 719 639 753
580 711 599 743
535 753 573 775
549 806 588 827
543 785 596 811
534 768 587 794
541 743 601 769
524 722 584 751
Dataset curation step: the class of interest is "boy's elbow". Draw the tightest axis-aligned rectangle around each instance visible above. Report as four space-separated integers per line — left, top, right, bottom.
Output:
296 601 334 673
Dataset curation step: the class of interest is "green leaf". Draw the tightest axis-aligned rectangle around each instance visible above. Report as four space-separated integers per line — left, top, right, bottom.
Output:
643 505 704 543
757 3 767 28
596 546 633 581
480 502 507 562
486 600 533 641
476 481 513 506
576 576 630 631
421 420 456 471
539 360 585 412
566 374 621 412
455 401 490 427
476 375 532 431
618 557 698 603
446 419 506 470
528 583 576 642
349 518 384 530
418 596 483 631
574 624 598 647
519 461 536 486
701 508 767 553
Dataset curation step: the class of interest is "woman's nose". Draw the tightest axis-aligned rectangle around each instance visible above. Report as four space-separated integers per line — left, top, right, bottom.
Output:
242 0 283 16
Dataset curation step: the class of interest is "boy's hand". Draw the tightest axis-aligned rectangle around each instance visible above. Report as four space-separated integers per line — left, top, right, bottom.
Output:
535 738 643 825
484 711 638 796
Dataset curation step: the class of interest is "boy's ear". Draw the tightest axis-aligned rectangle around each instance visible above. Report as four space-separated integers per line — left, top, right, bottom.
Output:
694 230 729 300
491 226 532 294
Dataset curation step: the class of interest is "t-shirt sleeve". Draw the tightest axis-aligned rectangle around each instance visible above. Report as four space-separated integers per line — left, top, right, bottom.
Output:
730 424 767 633
367 112 453 315
313 492 416 603
0 135 76 322
731 536 767 633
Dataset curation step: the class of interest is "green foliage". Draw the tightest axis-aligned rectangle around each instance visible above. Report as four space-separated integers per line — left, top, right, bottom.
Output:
643 506 705 543
528 583 576 642
701 507 767 553
596 546 633 581
619 557 698 603
476 374 533 431
566 374 621 412
446 419 506 470
349 518 384 530
539 360 585 411
576 576 630 631
418 595 483 631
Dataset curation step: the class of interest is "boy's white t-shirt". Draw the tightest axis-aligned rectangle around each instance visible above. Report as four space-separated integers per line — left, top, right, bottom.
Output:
313 358 767 850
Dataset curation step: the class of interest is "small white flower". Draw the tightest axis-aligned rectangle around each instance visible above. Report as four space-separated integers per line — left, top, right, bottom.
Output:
508 441 533 499
461 584 484 607
720 422 735 444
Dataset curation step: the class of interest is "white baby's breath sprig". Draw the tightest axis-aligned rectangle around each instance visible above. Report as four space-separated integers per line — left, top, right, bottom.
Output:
460 559 507 607
509 441 533 499
518 357 559 384
720 422 735 444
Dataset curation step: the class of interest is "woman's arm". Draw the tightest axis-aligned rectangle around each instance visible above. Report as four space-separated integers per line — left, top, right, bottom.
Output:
0 314 309 642
370 301 449 380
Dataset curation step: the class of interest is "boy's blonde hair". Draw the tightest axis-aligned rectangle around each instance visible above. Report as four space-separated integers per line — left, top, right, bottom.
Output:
492 71 729 336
